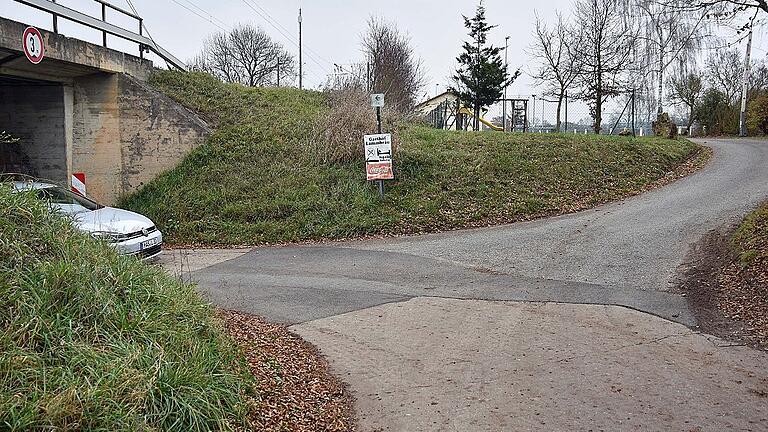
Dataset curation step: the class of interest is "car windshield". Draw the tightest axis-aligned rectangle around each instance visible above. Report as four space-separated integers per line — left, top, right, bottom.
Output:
36 187 102 213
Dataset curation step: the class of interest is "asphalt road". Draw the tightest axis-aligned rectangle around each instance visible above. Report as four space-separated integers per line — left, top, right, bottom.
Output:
179 138 768 431
190 138 768 327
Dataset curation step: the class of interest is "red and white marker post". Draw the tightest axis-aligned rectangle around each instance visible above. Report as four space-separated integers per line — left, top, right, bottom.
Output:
71 173 86 196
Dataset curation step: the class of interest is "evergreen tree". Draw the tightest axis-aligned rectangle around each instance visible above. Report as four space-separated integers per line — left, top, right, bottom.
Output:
453 1 518 130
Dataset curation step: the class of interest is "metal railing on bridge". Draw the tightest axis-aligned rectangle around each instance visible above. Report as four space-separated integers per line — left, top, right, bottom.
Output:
12 0 186 71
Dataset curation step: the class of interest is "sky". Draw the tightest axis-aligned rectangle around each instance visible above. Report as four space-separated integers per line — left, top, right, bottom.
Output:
3 0 768 118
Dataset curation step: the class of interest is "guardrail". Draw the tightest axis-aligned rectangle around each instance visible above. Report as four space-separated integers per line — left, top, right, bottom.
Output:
12 0 186 71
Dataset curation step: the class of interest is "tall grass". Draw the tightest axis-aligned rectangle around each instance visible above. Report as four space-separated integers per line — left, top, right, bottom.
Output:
0 185 251 431
121 71 701 246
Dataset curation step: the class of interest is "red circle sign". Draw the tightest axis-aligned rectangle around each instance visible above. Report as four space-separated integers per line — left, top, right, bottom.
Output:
22 27 45 64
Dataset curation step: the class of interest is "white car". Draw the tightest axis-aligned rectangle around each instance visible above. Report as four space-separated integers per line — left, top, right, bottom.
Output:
14 181 163 260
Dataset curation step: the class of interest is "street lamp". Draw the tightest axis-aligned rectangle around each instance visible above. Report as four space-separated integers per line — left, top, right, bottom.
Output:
532 94 537 132
503 36 510 132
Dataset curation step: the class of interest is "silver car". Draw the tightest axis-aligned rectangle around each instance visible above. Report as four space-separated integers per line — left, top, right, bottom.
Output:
14 181 163 260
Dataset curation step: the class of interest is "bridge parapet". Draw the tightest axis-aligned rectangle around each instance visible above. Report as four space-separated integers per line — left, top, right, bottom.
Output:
0 16 153 81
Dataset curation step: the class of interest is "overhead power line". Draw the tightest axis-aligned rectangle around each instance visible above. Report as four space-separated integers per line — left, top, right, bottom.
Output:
239 0 332 68
237 0 333 75
177 0 230 30
165 0 228 32
125 0 173 69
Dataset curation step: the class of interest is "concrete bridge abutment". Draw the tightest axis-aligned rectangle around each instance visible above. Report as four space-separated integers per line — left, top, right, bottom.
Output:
0 16 208 204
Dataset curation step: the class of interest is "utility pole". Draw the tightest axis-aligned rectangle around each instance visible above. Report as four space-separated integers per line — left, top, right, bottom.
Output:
475 32 482 131
298 8 303 90
739 13 756 137
632 88 637 137
503 36 509 132
276 58 281 87
367 60 371 92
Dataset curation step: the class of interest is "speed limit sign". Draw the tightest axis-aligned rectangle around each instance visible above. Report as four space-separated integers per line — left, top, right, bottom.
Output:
22 27 45 64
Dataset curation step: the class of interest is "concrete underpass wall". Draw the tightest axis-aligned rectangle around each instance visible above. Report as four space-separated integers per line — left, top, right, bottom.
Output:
70 73 209 204
0 84 69 183
117 74 210 193
72 73 122 202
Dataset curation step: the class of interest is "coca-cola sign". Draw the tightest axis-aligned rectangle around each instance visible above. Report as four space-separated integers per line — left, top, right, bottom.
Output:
364 134 394 181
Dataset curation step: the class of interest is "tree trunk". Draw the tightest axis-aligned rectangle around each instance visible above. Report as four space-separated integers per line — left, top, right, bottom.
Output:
594 98 602 134
594 76 603 134
657 40 665 115
556 91 564 133
687 104 694 135
474 102 481 131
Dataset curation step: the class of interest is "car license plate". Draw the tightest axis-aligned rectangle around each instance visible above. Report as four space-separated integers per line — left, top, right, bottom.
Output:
141 238 159 250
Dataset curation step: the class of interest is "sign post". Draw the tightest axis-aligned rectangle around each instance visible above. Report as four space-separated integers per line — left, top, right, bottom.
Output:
369 94 387 197
22 27 45 64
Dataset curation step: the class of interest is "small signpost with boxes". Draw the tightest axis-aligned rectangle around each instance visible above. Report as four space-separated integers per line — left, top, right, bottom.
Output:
365 93 392 198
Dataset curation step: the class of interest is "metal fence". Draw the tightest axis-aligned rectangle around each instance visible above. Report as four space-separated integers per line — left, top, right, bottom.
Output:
423 89 666 137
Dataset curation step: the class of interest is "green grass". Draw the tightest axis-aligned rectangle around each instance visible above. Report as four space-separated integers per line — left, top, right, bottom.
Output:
734 202 768 266
0 186 251 431
121 71 701 246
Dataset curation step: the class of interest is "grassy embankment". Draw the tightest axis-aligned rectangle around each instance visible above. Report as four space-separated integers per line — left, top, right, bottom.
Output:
0 187 250 430
0 186 355 430
122 71 702 246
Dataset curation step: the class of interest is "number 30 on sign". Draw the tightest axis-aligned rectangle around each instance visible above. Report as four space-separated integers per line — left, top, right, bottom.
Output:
22 27 45 64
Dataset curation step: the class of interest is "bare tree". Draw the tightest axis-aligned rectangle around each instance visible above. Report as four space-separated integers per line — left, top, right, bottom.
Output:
667 65 704 130
627 0 708 115
190 24 296 87
705 48 744 105
654 0 764 35
659 0 767 14
748 61 768 98
529 12 583 132
362 17 426 112
571 0 638 133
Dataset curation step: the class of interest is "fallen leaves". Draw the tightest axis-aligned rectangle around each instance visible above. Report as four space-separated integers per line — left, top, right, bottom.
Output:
715 257 768 348
217 310 356 431
680 201 768 350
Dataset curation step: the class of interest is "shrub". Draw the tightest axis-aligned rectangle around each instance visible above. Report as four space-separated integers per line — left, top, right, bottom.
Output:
308 87 400 164
747 92 768 135
694 88 739 136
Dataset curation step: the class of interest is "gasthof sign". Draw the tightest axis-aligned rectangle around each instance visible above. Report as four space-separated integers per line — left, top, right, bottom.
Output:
364 133 394 181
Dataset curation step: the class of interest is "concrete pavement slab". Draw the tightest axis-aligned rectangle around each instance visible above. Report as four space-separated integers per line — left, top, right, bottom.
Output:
190 245 695 325
157 248 251 276
294 298 768 432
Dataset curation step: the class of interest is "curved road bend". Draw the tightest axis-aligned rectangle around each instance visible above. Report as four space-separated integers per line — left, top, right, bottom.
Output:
191 138 768 325
181 138 768 431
